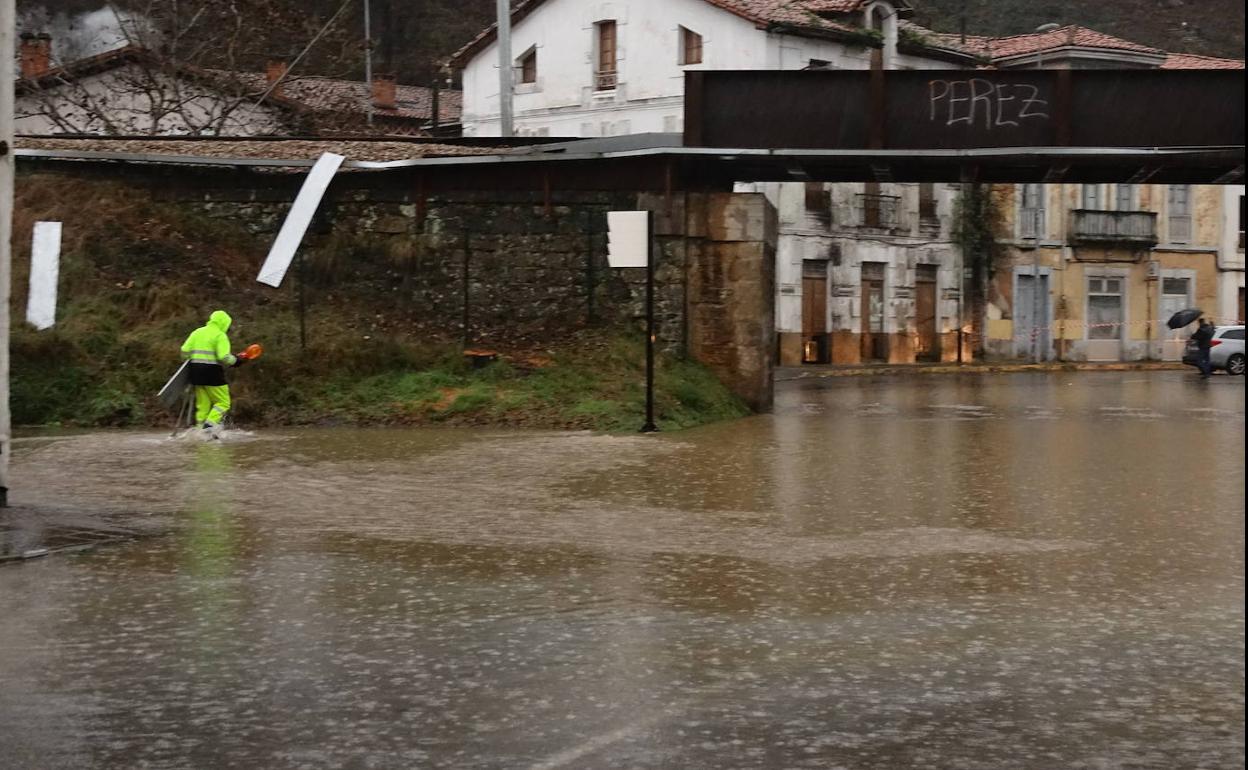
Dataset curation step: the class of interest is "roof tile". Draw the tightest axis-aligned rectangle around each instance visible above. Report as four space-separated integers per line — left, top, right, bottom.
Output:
1161 52 1245 70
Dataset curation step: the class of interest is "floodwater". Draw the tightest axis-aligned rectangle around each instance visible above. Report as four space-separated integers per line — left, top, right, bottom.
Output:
0 372 1243 769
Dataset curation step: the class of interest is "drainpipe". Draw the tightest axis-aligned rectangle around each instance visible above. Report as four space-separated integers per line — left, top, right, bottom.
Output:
1033 231 1042 362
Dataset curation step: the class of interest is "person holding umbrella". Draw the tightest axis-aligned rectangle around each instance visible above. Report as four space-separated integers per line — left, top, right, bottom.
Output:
1191 317 1216 379
1167 308 1213 379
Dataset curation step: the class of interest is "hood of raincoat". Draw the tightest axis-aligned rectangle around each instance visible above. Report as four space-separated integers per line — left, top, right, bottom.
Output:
208 310 232 333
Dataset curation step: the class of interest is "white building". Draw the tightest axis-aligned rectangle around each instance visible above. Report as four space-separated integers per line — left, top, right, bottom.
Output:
453 0 979 364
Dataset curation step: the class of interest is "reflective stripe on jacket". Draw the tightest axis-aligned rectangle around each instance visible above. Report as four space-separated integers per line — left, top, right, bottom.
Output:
181 310 237 367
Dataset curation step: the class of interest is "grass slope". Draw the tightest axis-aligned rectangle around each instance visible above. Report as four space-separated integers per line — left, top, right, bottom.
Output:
11 174 749 432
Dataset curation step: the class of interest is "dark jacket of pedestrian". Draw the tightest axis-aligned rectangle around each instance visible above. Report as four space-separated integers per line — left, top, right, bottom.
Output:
1192 321 1216 350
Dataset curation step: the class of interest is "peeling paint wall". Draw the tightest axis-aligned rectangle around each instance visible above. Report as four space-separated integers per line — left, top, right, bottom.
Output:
990 181 1230 361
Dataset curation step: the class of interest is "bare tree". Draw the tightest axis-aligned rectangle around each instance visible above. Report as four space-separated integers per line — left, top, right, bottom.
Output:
15 0 362 136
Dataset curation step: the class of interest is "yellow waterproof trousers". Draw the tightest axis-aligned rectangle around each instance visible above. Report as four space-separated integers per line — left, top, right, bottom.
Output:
194 385 231 425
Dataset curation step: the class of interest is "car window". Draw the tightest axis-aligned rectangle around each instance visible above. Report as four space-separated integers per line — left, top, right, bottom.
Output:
1220 328 1245 340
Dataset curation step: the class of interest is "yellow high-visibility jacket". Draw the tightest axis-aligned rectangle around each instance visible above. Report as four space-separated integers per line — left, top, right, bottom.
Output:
181 310 237 367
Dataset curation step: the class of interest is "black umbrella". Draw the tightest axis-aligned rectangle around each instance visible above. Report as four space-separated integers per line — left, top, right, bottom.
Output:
1167 308 1203 330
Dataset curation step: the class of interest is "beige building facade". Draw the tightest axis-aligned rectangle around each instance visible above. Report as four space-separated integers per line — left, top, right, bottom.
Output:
986 182 1239 362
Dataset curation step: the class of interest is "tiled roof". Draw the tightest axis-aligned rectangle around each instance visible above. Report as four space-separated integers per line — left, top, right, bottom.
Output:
15 44 461 133
897 21 985 57
230 73 462 125
1162 52 1245 70
452 0 926 65
983 25 1162 59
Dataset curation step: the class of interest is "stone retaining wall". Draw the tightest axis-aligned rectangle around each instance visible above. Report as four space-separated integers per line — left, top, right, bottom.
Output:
24 165 777 410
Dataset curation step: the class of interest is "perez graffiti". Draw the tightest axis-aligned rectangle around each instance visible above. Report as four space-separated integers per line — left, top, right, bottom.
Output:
928 79 1050 130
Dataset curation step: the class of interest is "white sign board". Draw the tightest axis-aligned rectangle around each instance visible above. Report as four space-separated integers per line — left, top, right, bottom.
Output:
27 221 62 330
256 152 346 287
606 211 649 268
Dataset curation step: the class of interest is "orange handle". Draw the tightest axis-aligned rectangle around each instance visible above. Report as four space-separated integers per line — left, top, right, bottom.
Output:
239 343 263 360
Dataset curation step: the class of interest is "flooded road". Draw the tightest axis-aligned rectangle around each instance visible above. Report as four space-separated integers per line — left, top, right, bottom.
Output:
1 372 1243 769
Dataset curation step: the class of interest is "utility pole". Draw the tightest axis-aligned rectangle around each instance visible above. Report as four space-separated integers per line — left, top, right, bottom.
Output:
1 0 14 507
364 0 374 127
642 211 657 433
495 0 513 137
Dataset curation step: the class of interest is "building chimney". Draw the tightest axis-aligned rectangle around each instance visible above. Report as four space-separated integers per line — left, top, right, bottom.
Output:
372 73 397 111
265 58 288 96
20 32 53 79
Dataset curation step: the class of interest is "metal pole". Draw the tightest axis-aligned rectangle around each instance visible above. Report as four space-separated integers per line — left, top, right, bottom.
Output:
1 0 15 507
364 0 374 127
1033 241 1042 363
585 211 596 323
642 211 657 433
298 252 307 352
495 0 514 137
462 230 471 347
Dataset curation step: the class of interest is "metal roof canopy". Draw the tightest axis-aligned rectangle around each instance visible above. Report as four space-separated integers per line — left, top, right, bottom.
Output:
16 140 1243 185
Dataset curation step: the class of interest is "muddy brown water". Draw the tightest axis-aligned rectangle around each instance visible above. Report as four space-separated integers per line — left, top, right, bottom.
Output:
0 372 1243 769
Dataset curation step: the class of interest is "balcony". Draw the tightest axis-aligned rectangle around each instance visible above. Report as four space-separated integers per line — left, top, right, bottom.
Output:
594 69 618 91
1070 209 1158 247
856 193 901 229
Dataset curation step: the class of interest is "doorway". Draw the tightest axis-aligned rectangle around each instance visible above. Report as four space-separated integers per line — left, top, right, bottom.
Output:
801 260 829 364
1158 275 1193 360
915 265 939 362
1015 272 1051 360
1086 275 1125 362
861 262 887 361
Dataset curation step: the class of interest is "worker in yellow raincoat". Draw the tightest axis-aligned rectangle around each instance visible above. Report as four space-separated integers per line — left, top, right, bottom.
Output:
180 310 246 432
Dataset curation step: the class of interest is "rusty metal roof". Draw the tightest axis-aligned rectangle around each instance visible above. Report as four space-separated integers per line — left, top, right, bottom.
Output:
15 136 504 164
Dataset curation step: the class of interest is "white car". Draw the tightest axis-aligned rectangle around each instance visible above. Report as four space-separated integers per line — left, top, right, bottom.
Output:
1184 325 1246 375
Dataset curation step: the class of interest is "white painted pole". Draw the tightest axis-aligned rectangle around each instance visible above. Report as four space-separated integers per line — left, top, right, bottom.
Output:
495 0 513 137
1 0 15 507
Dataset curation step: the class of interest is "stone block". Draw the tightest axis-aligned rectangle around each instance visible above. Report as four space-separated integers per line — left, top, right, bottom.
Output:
374 216 411 235
706 193 774 243
778 332 804 367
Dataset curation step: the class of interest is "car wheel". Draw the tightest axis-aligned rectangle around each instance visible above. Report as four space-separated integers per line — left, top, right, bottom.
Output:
1228 353 1246 376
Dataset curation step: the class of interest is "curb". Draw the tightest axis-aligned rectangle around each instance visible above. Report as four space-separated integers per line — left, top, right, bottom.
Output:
777 362 1192 380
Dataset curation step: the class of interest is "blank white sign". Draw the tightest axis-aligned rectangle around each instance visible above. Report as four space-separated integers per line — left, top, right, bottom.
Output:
27 221 62 330
606 211 649 268
256 152 345 287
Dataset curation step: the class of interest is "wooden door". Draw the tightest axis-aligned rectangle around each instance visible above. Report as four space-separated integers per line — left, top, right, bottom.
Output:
861 270 886 361
915 265 938 361
802 262 828 363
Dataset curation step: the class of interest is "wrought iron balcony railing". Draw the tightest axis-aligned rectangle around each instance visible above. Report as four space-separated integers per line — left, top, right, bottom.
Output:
856 193 901 229
1070 209 1158 246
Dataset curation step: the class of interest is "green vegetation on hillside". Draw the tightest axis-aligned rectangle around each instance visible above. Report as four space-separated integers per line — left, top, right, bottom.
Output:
11 174 749 432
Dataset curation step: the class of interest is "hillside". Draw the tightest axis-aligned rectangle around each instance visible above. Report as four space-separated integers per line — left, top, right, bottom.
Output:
26 0 1242 90
913 0 1244 60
